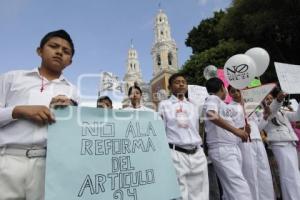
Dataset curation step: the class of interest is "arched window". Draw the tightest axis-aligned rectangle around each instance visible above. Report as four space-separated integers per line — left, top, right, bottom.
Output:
168 52 173 65
157 54 161 66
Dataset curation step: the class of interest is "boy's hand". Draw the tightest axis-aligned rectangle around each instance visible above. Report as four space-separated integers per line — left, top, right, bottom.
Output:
276 91 288 103
12 105 55 125
245 123 251 135
50 95 75 109
236 129 249 142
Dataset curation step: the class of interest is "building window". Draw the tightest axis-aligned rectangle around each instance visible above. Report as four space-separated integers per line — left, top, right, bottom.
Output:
168 52 173 65
157 54 161 66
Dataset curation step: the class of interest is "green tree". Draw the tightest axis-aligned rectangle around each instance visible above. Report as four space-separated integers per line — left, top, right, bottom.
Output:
185 10 225 54
182 0 300 85
181 39 249 86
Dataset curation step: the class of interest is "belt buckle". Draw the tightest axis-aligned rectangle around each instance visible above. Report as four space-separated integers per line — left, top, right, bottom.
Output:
26 149 32 158
190 148 197 154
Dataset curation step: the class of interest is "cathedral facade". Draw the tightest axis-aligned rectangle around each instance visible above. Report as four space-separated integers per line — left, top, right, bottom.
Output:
123 9 179 109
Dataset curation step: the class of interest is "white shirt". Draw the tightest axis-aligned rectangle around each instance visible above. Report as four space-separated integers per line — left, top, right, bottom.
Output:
158 95 202 147
203 95 241 148
230 101 263 140
0 68 78 147
264 100 300 145
228 101 245 128
123 105 154 112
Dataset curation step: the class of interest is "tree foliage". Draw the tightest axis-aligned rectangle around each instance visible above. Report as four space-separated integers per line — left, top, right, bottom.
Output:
181 0 300 86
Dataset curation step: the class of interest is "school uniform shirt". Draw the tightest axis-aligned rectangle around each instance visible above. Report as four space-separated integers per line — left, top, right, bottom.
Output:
0 68 78 147
203 95 241 149
264 100 300 143
123 105 154 112
229 101 263 140
158 95 202 147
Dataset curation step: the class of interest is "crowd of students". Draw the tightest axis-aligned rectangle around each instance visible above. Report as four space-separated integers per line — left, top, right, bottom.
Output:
1 29 300 200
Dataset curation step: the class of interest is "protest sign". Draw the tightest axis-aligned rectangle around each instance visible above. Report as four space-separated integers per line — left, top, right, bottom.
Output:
188 85 208 107
45 107 181 200
275 62 300 94
241 83 276 116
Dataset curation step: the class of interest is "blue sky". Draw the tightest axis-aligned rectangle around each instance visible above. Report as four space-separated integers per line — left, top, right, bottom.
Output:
0 0 232 104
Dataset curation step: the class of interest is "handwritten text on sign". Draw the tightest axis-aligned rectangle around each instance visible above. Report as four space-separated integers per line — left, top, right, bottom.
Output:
45 107 180 200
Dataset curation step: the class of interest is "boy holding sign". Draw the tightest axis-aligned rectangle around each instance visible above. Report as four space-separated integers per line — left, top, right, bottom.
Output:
228 85 275 200
158 73 209 200
203 77 251 200
0 30 78 200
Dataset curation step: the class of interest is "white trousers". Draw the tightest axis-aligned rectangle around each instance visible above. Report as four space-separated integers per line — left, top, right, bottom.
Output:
271 143 300 200
239 140 275 200
170 148 209 200
0 154 45 200
298 151 300 171
208 145 252 200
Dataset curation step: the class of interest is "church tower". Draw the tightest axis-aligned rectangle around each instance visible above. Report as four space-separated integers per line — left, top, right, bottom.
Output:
123 42 143 95
150 9 178 104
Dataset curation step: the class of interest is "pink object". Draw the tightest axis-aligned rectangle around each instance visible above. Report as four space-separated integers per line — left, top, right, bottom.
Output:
291 122 300 152
217 69 232 103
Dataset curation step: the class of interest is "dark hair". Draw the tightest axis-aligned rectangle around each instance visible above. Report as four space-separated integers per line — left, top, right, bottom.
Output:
97 96 112 105
270 86 281 98
206 77 224 94
168 73 187 86
40 29 75 56
227 85 234 93
128 84 142 96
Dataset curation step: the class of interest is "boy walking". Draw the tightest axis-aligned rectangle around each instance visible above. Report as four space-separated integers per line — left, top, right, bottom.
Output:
203 77 252 200
228 85 275 200
0 30 78 200
158 73 209 200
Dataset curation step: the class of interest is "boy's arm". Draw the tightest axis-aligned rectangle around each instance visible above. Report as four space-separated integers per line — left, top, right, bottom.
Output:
0 73 16 127
12 95 76 126
157 101 166 123
207 110 249 142
286 103 300 122
268 91 287 115
12 105 55 126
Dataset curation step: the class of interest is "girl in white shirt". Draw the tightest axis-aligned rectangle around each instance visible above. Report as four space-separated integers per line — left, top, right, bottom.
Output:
123 84 153 111
228 85 275 200
263 89 300 200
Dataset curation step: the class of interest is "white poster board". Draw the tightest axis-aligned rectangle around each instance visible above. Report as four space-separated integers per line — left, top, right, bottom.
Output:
275 62 300 94
241 83 276 116
188 85 209 117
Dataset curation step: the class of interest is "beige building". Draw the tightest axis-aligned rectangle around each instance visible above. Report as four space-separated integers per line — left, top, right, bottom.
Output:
123 9 179 109
150 9 179 106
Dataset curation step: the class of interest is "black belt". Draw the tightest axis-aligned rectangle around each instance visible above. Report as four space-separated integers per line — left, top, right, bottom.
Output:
169 143 198 155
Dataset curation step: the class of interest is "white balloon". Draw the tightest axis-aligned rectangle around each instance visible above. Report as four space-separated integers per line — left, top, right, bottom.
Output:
224 54 257 89
203 65 217 80
245 47 270 77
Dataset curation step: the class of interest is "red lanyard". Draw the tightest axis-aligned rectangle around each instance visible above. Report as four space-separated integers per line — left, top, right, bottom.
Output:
40 77 45 92
177 101 183 112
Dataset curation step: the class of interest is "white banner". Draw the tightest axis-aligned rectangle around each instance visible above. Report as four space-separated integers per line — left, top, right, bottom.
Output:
241 83 276 116
99 72 124 94
275 62 300 94
188 85 209 116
